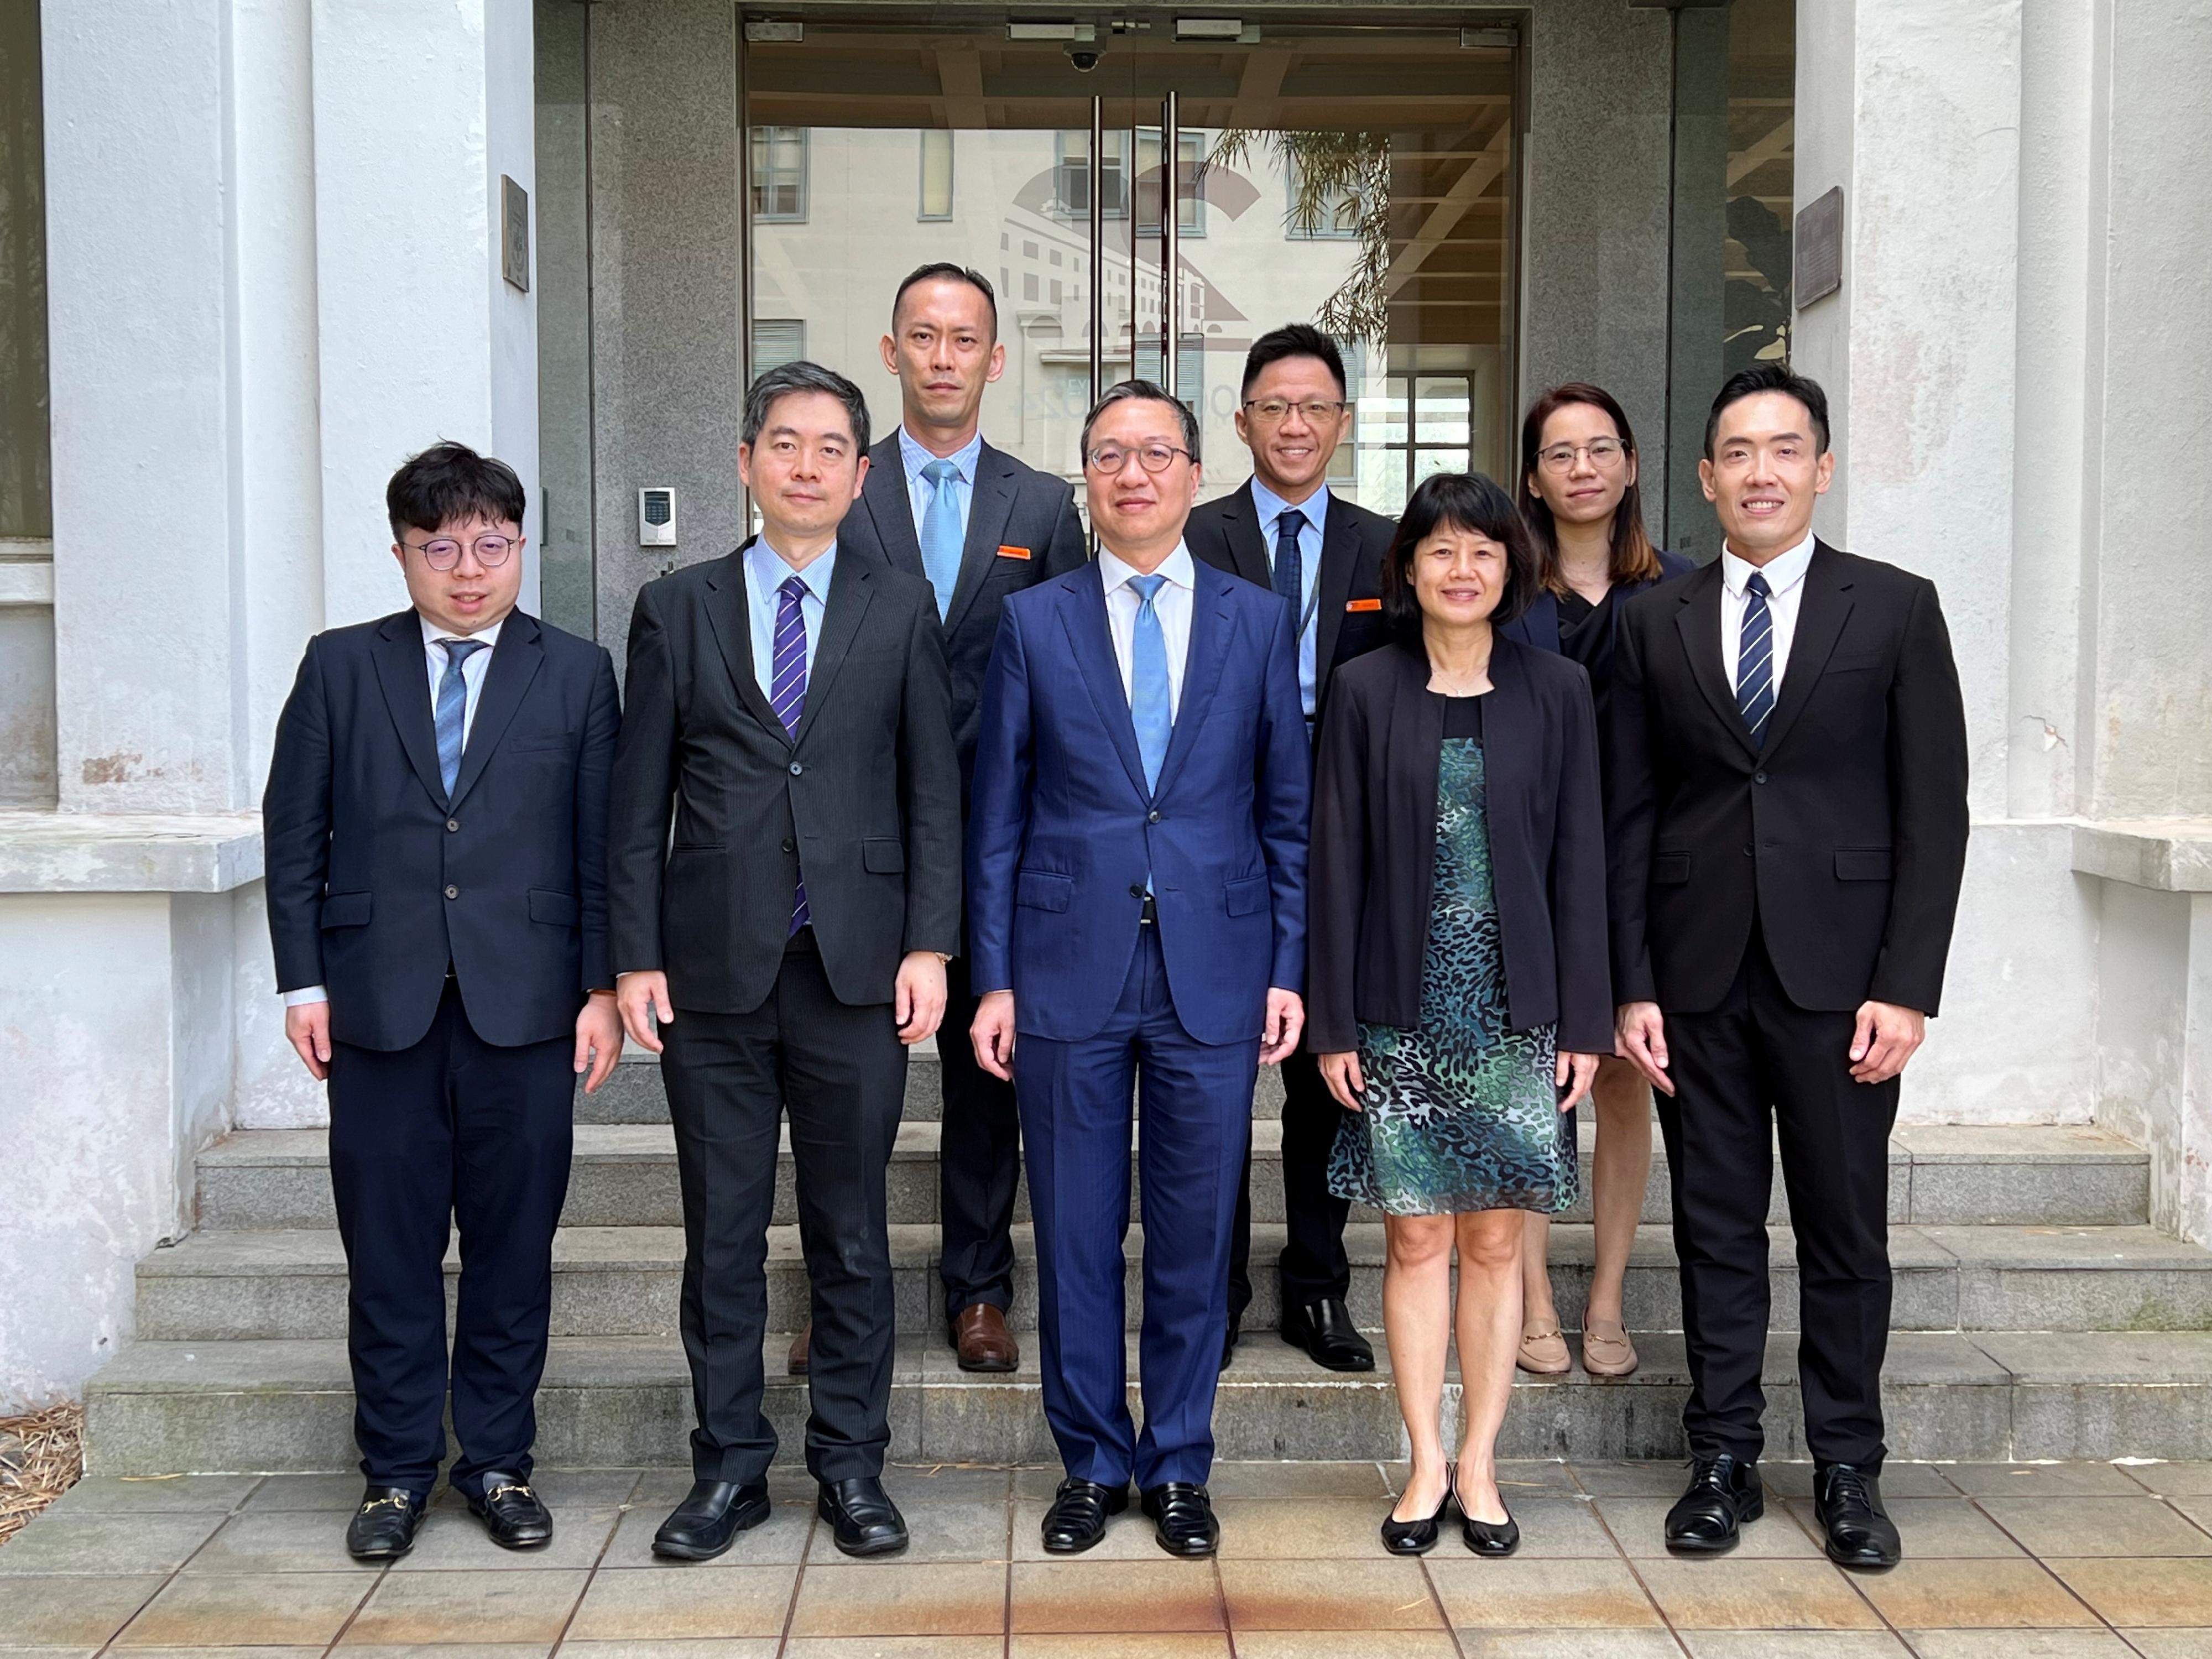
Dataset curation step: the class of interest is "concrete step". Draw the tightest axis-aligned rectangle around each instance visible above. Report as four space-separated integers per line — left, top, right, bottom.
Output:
133 1219 2212 1343
81 1327 2212 1474
194 1121 2150 1234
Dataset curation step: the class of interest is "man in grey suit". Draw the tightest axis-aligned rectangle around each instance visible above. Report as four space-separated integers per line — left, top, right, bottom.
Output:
609 361 961 1562
826 263 1088 1375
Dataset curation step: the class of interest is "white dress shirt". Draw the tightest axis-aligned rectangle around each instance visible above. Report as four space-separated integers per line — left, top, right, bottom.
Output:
1098 542 1196 721
286 612 508 1009
1719 530 1815 695
743 536 837 702
1247 476 1326 718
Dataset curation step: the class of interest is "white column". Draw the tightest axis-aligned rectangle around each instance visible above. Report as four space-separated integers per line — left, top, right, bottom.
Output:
310 0 539 629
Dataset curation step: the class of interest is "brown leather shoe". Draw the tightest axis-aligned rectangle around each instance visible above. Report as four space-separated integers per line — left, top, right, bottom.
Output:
787 1323 810 1376
950 1303 1019 1373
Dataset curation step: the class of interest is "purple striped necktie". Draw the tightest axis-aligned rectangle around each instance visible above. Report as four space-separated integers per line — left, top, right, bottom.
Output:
771 573 811 935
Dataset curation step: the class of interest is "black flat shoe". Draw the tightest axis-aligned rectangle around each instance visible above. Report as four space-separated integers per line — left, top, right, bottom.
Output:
1380 1465 1453 1556
653 1478 771 1561
1219 1311 1243 1374
345 1485 426 1560
1141 1481 1220 1557
1454 1474 1519 1556
819 1475 909 1557
466 1470 552 1550
1665 1454 1764 1555
1281 1297 1378 1373
1041 1477 1130 1554
1814 1464 1901 1572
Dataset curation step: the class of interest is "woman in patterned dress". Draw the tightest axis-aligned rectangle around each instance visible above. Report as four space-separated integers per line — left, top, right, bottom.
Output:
1306 473 1613 1557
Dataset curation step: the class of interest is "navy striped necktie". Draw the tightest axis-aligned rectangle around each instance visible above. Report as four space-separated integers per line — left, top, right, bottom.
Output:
1736 570 1775 747
770 575 811 933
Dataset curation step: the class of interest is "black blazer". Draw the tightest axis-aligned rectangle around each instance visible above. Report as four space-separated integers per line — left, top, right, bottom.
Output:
838 432 1088 790
1608 542 1970 1016
263 609 620 1053
1307 634 1612 1057
1185 480 1395 719
608 540 962 1014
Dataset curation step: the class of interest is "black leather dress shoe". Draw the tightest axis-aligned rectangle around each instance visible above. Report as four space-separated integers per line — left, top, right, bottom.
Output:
1220 1310 1243 1373
1814 1464 1901 1571
1380 1464 1452 1556
1041 1477 1130 1554
819 1476 909 1557
466 1470 552 1549
345 1485 426 1561
1281 1297 1377 1373
653 1478 771 1561
1665 1454 1764 1554
1141 1482 1220 1557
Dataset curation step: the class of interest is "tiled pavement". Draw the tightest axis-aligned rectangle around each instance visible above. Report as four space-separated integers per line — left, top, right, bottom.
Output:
3 1460 2210 1657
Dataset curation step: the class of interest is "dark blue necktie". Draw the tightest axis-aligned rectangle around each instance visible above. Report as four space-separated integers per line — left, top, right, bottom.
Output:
770 575 811 933
434 638 488 797
1736 570 1775 747
1272 507 1306 613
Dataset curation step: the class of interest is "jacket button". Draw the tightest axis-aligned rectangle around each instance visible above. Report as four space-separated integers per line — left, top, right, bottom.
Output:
1129 883 1145 899
781 838 796 854
446 818 460 832
789 761 804 776
445 884 460 899
1147 810 1162 824
1754 772 1767 785
1741 845 1753 858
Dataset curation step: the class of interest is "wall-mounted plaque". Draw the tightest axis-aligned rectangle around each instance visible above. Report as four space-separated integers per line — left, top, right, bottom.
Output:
1794 186 1843 308
501 174 530 293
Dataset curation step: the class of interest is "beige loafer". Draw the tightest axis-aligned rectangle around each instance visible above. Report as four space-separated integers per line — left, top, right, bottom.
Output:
1517 1319 1571 1375
1581 1317 1639 1377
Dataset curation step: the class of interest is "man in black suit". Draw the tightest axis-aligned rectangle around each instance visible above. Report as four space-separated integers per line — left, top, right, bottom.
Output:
264 442 623 1561
1609 364 1969 1571
1186 324 1392 1373
609 361 961 1562
828 263 1087 1376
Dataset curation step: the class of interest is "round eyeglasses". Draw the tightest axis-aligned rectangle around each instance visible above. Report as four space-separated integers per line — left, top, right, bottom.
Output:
1535 439 1627 473
405 534 518 571
1084 443 1195 475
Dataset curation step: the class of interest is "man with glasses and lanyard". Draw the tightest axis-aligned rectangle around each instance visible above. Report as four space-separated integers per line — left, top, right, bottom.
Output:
1186 324 1395 1374
967 381 1310 1559
264 442 623 1561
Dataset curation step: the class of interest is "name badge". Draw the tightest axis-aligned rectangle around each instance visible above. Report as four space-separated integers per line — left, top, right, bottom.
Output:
1345 597 1382 613
997 545 1032 561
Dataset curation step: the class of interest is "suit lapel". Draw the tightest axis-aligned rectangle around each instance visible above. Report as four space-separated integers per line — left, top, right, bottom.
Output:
1219 482 1272 588
1061 564 1151 801
1152 567 1233 802
1515 589 1562 655
1314 497 1358 691
371 613 451 807
943 442 1020 639
446 612 546 812
1672 561 1761 763
1757 542 1855 760
703 545 792 743
859 436 926 579
791 553 874 749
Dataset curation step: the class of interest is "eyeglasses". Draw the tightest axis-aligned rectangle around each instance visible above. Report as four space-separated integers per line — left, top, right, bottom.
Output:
1242 398 1347 425
1084 443 1194 475
1536 438 1627 473
404 534 518 571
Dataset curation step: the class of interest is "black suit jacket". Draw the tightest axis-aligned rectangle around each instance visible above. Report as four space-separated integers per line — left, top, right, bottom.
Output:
608 540 962 1014
263 609 620 1052
838 432 1087 789
1608 542 1970 1016
1185 480 1395 719
1307 635 1611 1057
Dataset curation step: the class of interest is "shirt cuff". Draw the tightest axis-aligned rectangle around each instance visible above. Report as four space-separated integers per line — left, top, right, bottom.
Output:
283 986 330 1008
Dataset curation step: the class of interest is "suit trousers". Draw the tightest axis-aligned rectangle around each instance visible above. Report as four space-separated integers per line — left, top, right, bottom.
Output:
1016 924 1257 1490
1228 1047 1355 1318
327 980 575 1499
1657 926 1900 1472
661 935 905 1485
937 950 1021 1322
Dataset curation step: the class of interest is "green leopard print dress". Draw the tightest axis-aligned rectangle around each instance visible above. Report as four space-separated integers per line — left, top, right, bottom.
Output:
1327 728 1579 1217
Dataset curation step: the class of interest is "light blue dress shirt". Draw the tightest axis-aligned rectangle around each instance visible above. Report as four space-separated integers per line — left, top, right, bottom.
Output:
1248 476 1327 718
744 536 837 703
900 426 983 555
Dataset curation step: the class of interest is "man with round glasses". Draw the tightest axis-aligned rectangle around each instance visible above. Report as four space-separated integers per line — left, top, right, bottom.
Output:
1186 324 1396 1376
263 441 624 1560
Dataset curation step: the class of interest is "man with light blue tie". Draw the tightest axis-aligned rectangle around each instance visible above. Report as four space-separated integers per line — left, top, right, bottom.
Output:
1186 325 1396 1373
967 382 1311 1558
836 263 1088 1377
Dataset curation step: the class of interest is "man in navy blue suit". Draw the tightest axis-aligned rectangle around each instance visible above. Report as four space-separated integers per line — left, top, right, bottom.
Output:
967 382 1310 1559
264 442 622 1561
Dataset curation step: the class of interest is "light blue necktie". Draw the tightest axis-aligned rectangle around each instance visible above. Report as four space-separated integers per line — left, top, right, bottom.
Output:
1129 573 1171 795
920 458 963 619
1736 570 1775 748
434 638 488 797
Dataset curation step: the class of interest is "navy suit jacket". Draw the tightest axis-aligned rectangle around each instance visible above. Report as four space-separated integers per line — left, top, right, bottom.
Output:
263 608 620 1052
967 555 1311 1047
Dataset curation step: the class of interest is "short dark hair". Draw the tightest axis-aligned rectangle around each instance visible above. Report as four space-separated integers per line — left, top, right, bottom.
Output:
743 359 871 455
1380 471 1541 639
1079 379 1200 465
1239 323 1347 401
1704 362 1831 458
387 441 526 542
892 262 998 342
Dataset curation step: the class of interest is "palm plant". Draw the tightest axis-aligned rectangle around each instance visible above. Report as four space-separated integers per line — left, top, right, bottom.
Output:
1208 128 1392 346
